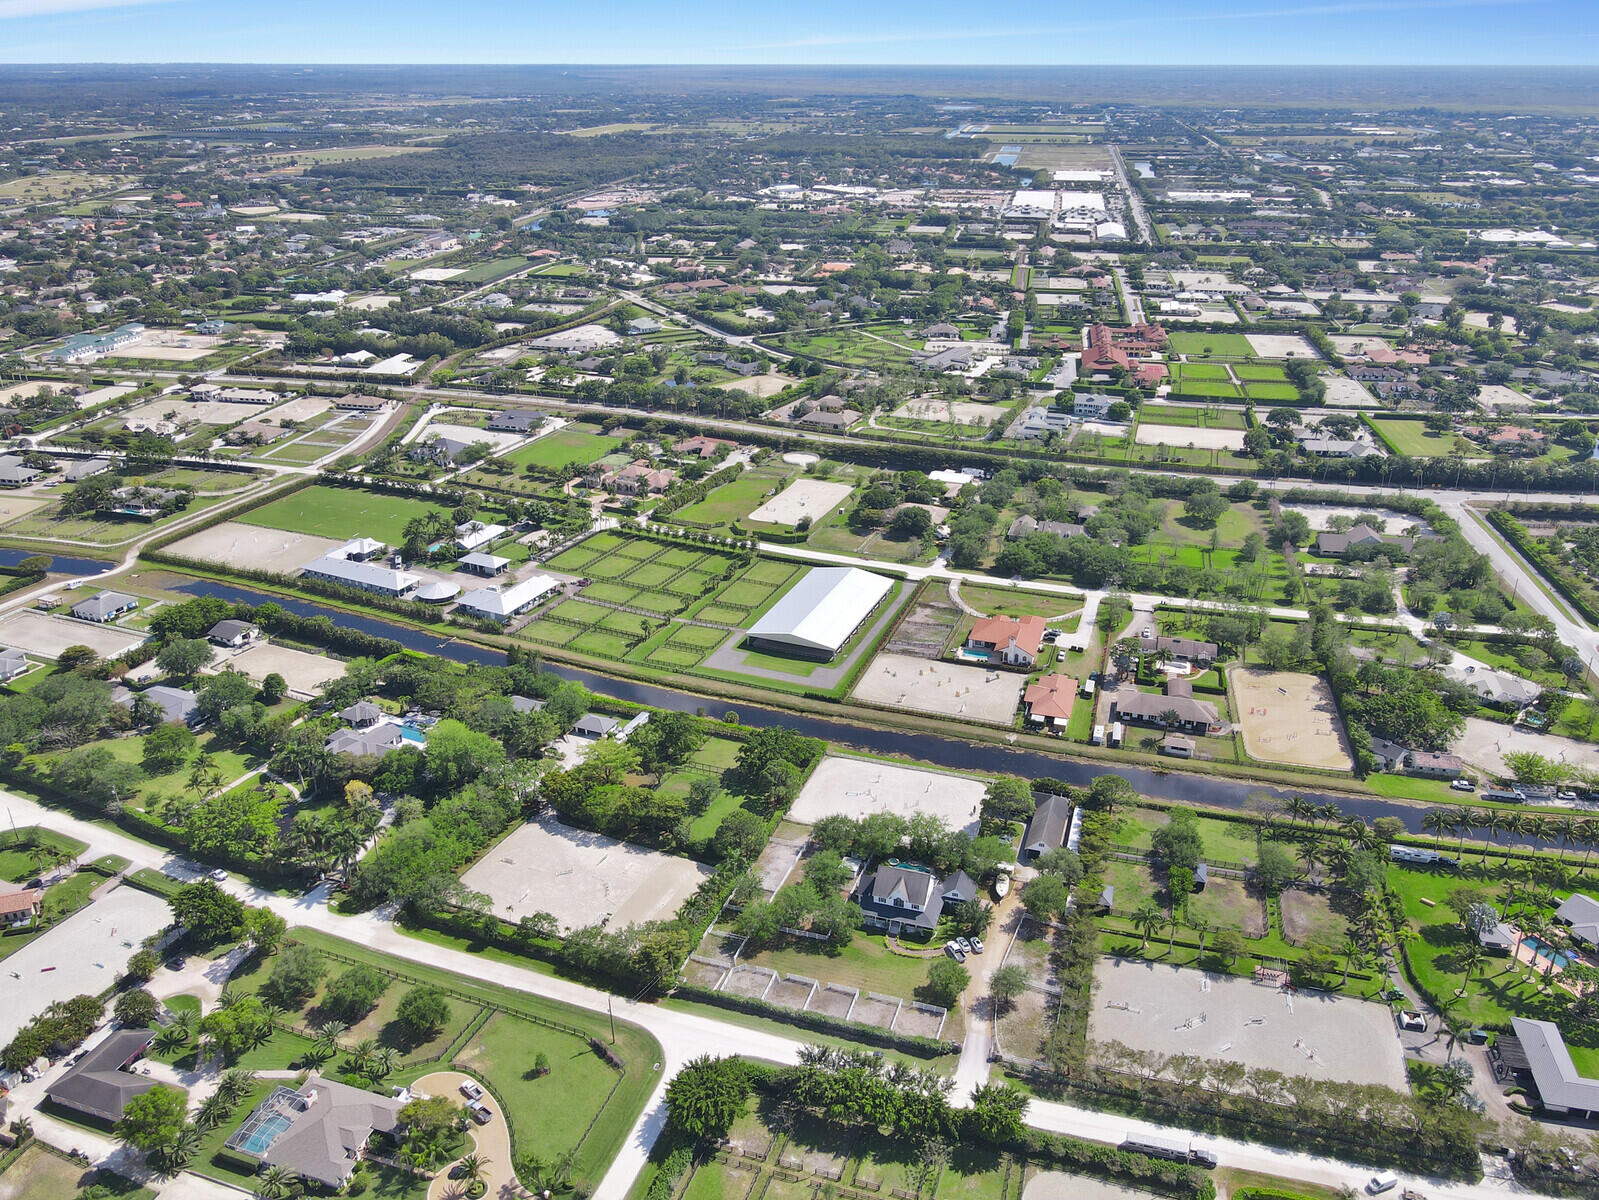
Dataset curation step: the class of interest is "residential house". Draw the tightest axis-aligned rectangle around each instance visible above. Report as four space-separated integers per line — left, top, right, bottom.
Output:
71 591 137 622
1072 392 1124 420
1408 749 1464 778
325 724 403 758
1554 893 1599 948
573 713 620 739
675 435 735 459
1141 635 1218 666
44 1029 158 1122
1023 674 1078 731
611 461 677 495
63 457 112 483
965 615 1045 668
0 883 40 927
1110 678 1220 735
797 409 856 431
853 862 974 938
1314 524 1416 557
455 521 507 553
1007 515 1084 540
0 647 28 681
115 684 199 726
230 1077 406 1190
485 410 542 434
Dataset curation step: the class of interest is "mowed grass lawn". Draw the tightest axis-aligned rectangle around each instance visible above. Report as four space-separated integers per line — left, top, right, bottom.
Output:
509 424 620 471
1367 418 1470 458
1168 331 1256 357
671 470 790 528
237 485 437 545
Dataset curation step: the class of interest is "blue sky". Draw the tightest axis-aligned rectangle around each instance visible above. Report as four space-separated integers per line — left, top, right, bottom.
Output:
0 0 1594 64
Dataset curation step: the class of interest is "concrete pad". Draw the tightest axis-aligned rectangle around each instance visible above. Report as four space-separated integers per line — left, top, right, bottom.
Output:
0 884 172 1048
788 755 985 836
1089 959 1407 1089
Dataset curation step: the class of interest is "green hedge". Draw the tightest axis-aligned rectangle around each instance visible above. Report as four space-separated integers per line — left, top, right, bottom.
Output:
1485 509 1599 624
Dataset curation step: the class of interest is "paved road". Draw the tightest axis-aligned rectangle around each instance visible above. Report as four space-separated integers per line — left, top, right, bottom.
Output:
1108 145 1154 245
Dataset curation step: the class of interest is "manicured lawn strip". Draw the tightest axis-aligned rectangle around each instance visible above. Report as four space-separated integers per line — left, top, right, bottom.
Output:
958 583 1080 620
1243 383 1300 402
236 485 437 545
1168 331 1255 357
737 932 935 1006
1234 364 1290 382
1366 418 1465 458
508 425 618 471
0 826 90 881
1111 806 1263 865
672 470 790 529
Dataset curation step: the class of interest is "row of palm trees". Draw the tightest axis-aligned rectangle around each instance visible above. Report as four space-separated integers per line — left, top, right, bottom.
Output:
1421 805 1599 868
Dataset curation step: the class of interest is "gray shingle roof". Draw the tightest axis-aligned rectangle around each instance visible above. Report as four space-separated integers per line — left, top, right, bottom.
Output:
46 1029 157 1121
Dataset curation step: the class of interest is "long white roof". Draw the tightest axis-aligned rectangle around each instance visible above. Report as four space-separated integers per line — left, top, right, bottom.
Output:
1511 1018 1599 1112
748 566 892 655
303 554 418 594
456 573 559 618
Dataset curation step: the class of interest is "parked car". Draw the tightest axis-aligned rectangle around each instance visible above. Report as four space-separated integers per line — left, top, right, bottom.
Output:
1557 790 1579 801
459 1081 483 1101
469 1101 493 1125
1450 779 1474 791
955 937 972 955
1369 1172 1399 1195
944 941 965 962
208 868 228 883
969 936 985 955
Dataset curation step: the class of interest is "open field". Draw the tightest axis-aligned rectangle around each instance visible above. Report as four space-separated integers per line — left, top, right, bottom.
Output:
166 521 346 573
1366 418 1468 458
0 610 145 659
256 145 435 166
747 478 854 528
507 423 617 471
670 465 794 528
1089 959 1406 1089
460 814 711 932
788 754 984 835
223 641 346 695
0 884 170 1048
1167 331 1254 357
236 485 435 545
852 652 1025 724
119 397 262 426
892 397 1010 424
1229 667 1354 771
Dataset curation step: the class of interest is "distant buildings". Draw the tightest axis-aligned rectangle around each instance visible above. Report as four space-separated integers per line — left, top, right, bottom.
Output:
47 322 144 363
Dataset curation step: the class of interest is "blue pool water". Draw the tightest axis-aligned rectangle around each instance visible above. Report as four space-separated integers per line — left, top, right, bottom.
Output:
1524 935 1574 969
233 1112 291 1156
399 725 427 745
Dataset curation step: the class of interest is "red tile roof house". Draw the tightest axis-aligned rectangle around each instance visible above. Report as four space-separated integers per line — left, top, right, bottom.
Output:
1023 674 1078 730
1081 323 1169 388
965 615 1046 668
676 435 735 459
610 462 677 495
0 884 41 928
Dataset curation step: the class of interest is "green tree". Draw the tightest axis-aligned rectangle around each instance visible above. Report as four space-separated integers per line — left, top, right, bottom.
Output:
711 809 766 861
923 957 970 1008
115 1085 191 1157
319 964 389 1022
1021 874 1069 922
989 964 1028 1013
965 1083 1028 1143
394 986 451 1043
424 719 505 790
664 1055 749 1141
141 723 196 774
155 638 212 680
169 881 245 946
981 776 1034 824
114 988 159 1026
1254 841 1298 895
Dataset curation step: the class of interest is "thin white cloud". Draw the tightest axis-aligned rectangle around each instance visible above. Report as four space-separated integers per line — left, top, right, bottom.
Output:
727 0 1533 53
0 0 180 18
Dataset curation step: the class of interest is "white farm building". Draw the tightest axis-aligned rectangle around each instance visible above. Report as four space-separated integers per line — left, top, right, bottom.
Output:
745 566 892 660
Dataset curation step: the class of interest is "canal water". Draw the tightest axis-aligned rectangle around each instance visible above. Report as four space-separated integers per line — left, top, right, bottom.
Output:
175 579 1551 843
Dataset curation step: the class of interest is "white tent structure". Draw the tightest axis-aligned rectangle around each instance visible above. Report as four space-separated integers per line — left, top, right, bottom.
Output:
746 566 891 660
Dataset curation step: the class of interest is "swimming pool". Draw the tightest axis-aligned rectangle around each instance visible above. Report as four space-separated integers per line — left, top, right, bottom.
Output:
1523 934 1574 970
228 1109 291 1156
399 725 427 745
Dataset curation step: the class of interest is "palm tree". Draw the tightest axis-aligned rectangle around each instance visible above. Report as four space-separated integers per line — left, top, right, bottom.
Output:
161 1125 202 1175
1190 914 1212 963
1133 899 1166 951
1286 796 1315 830
456 1153 489 1187
254 1166 297 1200
369 1046 399 1080
195 1094 229 1131
153 1026 190 1055
1340 937 1365 987
218 1069 255 1106
314 1020 347 1052
1422 807 1454 850
1454 808 1480 857
1455 941 1486 999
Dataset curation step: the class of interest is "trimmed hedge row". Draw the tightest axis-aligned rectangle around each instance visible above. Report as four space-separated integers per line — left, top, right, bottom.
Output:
1485 509 1599 625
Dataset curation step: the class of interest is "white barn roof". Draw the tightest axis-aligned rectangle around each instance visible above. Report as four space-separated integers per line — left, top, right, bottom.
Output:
456 573 559 619
747 566 891 656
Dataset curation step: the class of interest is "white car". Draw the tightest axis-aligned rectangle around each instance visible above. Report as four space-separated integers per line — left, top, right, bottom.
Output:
1450 779 1474 791
969 936 985 955
459 1080 483 1101
208 868 228 883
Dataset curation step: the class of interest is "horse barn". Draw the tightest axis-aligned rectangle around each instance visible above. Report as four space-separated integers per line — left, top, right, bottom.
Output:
745 566 892 660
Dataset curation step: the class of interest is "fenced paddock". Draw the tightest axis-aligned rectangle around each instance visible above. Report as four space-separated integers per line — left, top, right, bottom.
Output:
788 755 986 835
1228 666 1355 772
1089 958 1405 1089
222 641 346 696
851 652 1025 725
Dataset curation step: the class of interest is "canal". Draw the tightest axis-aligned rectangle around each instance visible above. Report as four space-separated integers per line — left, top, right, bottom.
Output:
177 580 1519 841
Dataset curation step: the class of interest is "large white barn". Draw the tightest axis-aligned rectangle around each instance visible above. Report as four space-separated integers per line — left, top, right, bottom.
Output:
746 566 892 660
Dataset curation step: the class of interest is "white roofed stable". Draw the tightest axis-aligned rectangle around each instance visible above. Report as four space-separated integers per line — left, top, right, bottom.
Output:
455 573 560 621
746 566 892 660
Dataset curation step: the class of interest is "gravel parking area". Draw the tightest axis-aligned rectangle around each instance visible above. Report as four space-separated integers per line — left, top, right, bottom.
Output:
0 884 171 1048
851 652 1025 724
788 755 985 836
1089 959 1406 1089
460 814 711 933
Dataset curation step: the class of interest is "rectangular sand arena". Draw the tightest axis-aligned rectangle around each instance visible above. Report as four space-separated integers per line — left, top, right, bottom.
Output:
0 610 146 659
121 398 268 427
788 755 985 836
223 641 347 696
460 815 712 933
0 885 172 1049
1228 666 1354 772
165 522 347 574
1245 333 1319 359
1089 958 1406 1090
747 478 854 527
262 394 334 423
892 398 1010 424
1133 424 1246 451
851 651 1026 725
114 333 225 361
